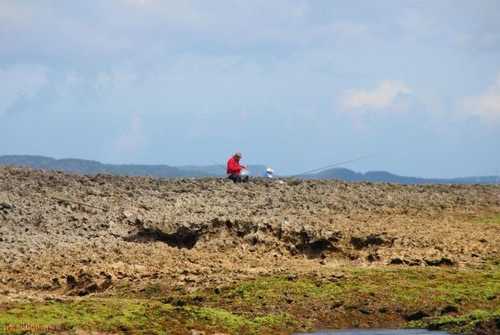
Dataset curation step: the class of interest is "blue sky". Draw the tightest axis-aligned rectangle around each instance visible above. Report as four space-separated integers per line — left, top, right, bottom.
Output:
1 0 499 177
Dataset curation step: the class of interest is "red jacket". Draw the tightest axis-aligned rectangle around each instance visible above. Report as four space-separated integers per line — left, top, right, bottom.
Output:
227 156 243 175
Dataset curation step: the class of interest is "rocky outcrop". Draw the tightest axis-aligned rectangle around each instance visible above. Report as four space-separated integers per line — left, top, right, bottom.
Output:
0 166 499 297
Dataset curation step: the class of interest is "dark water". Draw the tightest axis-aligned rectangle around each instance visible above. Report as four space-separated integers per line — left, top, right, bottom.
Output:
295 330 449 335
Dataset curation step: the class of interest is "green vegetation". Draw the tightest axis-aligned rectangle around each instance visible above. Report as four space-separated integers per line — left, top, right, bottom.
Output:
409 309 500 334
0 299 294 335
1 266 498 334
188 306 295 334
194 266 500 312
473 213 500 225
0 299 173 334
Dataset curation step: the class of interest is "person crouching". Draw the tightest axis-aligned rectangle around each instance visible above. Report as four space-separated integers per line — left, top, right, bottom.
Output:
227 152 249 183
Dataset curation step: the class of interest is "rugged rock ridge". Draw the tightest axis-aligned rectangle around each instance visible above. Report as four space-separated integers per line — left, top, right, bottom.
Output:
0 166 499 298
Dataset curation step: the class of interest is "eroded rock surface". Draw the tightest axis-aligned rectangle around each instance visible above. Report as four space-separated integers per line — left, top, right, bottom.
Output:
0 166 499 298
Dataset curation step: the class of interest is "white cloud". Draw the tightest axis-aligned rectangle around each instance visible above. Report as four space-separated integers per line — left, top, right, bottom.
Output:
341 80 412 111
0 1 372 62
0 64 48 116
463 74 500 124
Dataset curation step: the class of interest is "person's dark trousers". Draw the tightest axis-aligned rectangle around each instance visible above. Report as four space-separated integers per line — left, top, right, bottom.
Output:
228 174 249 183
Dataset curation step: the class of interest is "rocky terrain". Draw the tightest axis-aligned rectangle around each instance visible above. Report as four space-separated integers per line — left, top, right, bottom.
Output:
0 166 499 334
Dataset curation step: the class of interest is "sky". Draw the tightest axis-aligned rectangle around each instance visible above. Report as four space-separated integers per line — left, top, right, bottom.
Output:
1 0 500 177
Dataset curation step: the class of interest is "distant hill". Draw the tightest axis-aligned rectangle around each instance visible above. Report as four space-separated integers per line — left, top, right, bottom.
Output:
0 155 267 178
1 155 498 184
0 155 206 178
302 167 499 185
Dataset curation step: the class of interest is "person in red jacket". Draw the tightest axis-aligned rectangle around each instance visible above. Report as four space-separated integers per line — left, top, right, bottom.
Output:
227 152 249 183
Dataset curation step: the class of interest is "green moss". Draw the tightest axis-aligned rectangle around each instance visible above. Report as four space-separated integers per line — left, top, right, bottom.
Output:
227 276 342 305
386 267 500 307
0 299 173 335
190 306 251 331
409 308 500 334
473 213 500 225
188 306 295 334
204 266 499 312
253 313 294 328
1 265 498 334
0 298 295 335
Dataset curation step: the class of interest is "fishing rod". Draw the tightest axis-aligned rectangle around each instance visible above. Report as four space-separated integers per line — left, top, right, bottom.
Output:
291 154 374 177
